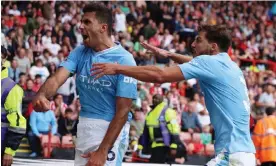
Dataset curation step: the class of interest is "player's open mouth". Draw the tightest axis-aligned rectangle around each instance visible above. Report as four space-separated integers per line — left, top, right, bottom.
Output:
82 34 89 40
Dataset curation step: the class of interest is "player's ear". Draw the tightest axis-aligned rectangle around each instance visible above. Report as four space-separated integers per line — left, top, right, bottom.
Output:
101 24 108 34
211 43 218 51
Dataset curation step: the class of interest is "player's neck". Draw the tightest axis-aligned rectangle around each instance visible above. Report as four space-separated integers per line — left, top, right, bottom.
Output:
93 38 115 52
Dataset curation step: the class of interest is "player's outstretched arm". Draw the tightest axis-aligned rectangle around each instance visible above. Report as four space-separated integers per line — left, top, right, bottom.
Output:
141 42 193 64
32 67 70 111
91 63 185 83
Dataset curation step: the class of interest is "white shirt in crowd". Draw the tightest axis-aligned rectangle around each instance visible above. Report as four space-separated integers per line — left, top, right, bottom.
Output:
45 42 61 56
42 36 52 46
8 9 20 16
14 56 31 73
57 77 75 97
258 92 275 112
29 66 50 82
115 13 126 32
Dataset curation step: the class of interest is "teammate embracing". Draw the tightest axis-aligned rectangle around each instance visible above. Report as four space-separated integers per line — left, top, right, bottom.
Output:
91 25 256 166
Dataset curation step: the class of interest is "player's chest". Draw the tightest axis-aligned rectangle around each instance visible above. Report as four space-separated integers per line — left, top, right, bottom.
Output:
75 56 117 93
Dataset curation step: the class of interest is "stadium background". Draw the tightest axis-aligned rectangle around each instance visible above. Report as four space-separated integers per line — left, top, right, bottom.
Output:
1 1 276 165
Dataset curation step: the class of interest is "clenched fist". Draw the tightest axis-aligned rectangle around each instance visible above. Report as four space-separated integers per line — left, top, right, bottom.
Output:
32 95 50 112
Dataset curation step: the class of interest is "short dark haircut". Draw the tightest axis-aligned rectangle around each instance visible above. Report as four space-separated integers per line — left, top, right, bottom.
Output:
35 74 42 79
1 45 8 59
53 93 62 100
198 24 232 52
65 108 73 114
266 107 276 116
19 72 26 77
83 2 113 36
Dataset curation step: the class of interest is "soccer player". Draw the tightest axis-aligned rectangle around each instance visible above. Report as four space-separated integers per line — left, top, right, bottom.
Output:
91 25 256 165
32 3 137 166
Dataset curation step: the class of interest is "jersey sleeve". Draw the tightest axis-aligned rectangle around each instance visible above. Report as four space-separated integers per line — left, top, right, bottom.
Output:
178 55 215 81
59 46 83 74
116 55 137 99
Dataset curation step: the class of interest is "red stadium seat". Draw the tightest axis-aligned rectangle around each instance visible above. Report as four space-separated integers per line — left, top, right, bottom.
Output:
179 132 192 143
192 133 201 143
61 135 75 148
205 144 215 156
40 134 61 158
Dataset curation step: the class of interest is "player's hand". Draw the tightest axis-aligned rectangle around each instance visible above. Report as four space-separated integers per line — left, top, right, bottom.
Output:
3 153 13 166
81 149 107 166
91 63 119 79
32 95 50 112
140 42 169 58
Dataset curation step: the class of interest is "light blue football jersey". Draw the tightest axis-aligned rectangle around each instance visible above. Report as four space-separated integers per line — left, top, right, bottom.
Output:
178 53 255 154
60 42 137 122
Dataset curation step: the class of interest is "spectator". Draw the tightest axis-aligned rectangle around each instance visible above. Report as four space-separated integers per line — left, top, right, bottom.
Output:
58 108 78 137
13 48 31 73
42 30 52 46
47 62 57 76
28 110 57 157
57 77 75 105
130 109 145 137
8 59 20 82
18 72 27 90
32 74 43 92
50 94 68 118
29 59 50 82
45 36 61 57
252 107 276 166
22 79 36 114
256 84 276 112
181 101 202 133
115 7 127 32
69 97 81 120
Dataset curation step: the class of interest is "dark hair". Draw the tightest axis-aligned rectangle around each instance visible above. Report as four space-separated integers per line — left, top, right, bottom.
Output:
19 72 26 77
53 93 62 100
65 108 73 114
1 45 8 59
83 2 113 36
198 25 232 52
35 74 42 79
266 107 276 116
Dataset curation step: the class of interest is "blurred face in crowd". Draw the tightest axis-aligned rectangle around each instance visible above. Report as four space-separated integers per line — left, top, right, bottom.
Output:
193 93 200 102
191 31 217 57
267 84 275 94
19 74 26 83
65 110 74 120
11 59 18 68
36 60 43 67
26 79 34 90
80 12 108 48
18 48 26 58
188 102 196 113
55 94 63 105
152 94 163 107
35 76 42 84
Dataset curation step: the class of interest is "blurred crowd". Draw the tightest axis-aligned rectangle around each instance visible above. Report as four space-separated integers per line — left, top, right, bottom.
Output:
1 0 276 162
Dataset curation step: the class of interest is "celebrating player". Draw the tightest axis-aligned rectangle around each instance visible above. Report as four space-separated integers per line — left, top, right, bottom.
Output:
91 24 256 165
32 2 137 166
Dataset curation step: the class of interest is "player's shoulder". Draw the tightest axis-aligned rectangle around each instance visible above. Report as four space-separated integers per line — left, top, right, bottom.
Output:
114 45 136 66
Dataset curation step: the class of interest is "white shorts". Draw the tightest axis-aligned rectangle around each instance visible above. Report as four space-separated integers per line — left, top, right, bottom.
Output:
206 152 256 166
74 117 130 166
